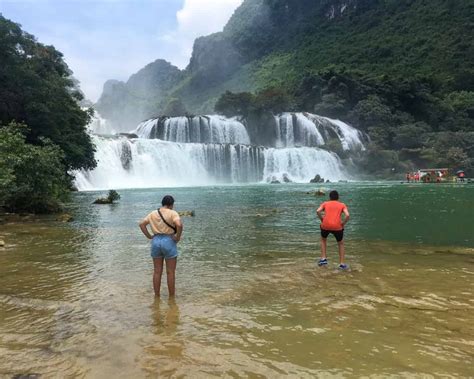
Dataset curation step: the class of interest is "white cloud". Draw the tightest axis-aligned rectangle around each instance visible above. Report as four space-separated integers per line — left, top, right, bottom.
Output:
161 0 243 68
2 0 243 101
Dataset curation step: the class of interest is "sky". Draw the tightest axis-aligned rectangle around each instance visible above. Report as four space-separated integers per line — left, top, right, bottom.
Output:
0 0 243 101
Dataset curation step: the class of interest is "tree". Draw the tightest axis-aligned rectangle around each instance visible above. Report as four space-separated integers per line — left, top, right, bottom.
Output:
0 15 96 171
162 98 188 117
215 91 255 117
392 122 431 149
255 87 292 113
0 123 69 213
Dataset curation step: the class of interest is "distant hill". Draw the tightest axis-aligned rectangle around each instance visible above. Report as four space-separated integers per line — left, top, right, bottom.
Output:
96 0 473 175
98 0 473 121
95 59 183 130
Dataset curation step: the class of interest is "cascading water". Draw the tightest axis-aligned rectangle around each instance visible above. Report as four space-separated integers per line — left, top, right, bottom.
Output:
134 115 250 144
87 112 116 135
274 112 365 150
75 113 365 190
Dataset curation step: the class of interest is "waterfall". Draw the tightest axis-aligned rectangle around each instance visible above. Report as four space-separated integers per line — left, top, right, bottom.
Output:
133 115 250 144
263 147 344 183
87 112 116 135
274 112 365 150
75 113 364 190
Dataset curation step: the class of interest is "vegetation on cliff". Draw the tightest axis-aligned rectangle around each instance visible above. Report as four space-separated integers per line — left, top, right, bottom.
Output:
97 0 473 175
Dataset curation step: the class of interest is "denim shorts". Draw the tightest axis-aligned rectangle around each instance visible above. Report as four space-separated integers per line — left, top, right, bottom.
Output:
151 234 178 260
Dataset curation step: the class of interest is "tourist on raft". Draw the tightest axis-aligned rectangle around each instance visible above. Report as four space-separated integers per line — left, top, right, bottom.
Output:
139 195 183 297
316 190 350 270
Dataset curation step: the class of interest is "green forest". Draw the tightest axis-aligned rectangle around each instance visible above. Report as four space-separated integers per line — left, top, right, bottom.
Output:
198 0 474 176
0 15 95 213
98 0 473 177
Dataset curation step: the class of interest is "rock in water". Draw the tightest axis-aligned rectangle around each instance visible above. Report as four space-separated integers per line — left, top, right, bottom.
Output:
0 239 5 247
57 214 74 222
94 190 121 204
118 133 138 139
120 141 132 170
178 210 195 217
93 198 112 204
282 173 292 183
310 174 325 183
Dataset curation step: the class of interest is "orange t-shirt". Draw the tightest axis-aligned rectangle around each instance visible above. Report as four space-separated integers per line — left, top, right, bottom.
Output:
319 201 347 231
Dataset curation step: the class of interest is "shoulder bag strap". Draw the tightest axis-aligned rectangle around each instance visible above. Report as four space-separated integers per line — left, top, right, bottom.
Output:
157 209 177 233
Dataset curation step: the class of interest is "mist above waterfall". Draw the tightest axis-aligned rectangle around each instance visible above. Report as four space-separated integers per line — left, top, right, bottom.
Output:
77 112 365 190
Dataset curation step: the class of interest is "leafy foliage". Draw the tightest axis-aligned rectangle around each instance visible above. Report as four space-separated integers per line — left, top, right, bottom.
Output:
107 190 121 203
215 91 255 117
0 123 70 213
0 14 96 171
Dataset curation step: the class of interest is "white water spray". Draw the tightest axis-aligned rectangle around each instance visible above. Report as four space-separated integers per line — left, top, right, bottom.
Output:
75 113 365 190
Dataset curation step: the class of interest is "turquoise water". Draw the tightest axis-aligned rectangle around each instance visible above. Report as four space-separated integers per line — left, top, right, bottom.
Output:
0 182 473 377
72 182 474 247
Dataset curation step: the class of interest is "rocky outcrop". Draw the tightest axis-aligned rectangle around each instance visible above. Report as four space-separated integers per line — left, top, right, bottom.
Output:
95 60 184 131
310 174 325 183
120 141 132 170
178 210 195 217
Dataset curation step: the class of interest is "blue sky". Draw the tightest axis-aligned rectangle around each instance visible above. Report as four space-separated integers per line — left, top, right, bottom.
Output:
0 0 243 101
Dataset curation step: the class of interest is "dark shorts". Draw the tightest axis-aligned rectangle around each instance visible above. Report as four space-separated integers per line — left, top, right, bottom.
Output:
320 228 344 242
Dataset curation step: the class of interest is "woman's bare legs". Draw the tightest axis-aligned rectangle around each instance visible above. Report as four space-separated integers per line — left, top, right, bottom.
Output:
165 258 177 297
153 258 164 297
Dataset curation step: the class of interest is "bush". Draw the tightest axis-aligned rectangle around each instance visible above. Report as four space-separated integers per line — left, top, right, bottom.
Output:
93 190 121 204
0 122 69 213
215 91 255 117
107 190 121 203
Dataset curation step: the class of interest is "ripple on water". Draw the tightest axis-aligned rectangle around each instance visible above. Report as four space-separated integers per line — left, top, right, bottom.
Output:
1 185 474 377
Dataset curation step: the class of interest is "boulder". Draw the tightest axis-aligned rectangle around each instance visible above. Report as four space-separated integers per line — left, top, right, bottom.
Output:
56 214 74 222
120 141 132 170
0 239 4 247
306 189 325 196
118 133 139 139
270 180 280 184
309 174 325 183
178 210 195 217
282 173 292 183
94 190 121 204
93 198 112 204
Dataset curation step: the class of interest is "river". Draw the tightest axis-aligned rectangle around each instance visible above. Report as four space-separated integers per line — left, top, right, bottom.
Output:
0 182 473 377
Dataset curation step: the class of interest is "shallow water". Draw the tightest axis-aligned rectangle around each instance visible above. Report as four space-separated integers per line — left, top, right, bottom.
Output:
0 183 473 377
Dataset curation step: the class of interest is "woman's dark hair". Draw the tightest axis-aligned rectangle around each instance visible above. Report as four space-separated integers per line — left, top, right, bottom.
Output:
329 190 339 200
161 195 175 206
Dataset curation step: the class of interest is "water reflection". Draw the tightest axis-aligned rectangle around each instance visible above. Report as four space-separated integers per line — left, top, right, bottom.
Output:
151 298 180 334
140 299 184 376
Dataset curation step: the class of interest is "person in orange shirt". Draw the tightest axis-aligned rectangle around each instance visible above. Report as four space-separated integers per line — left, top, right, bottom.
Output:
316 190 350 270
